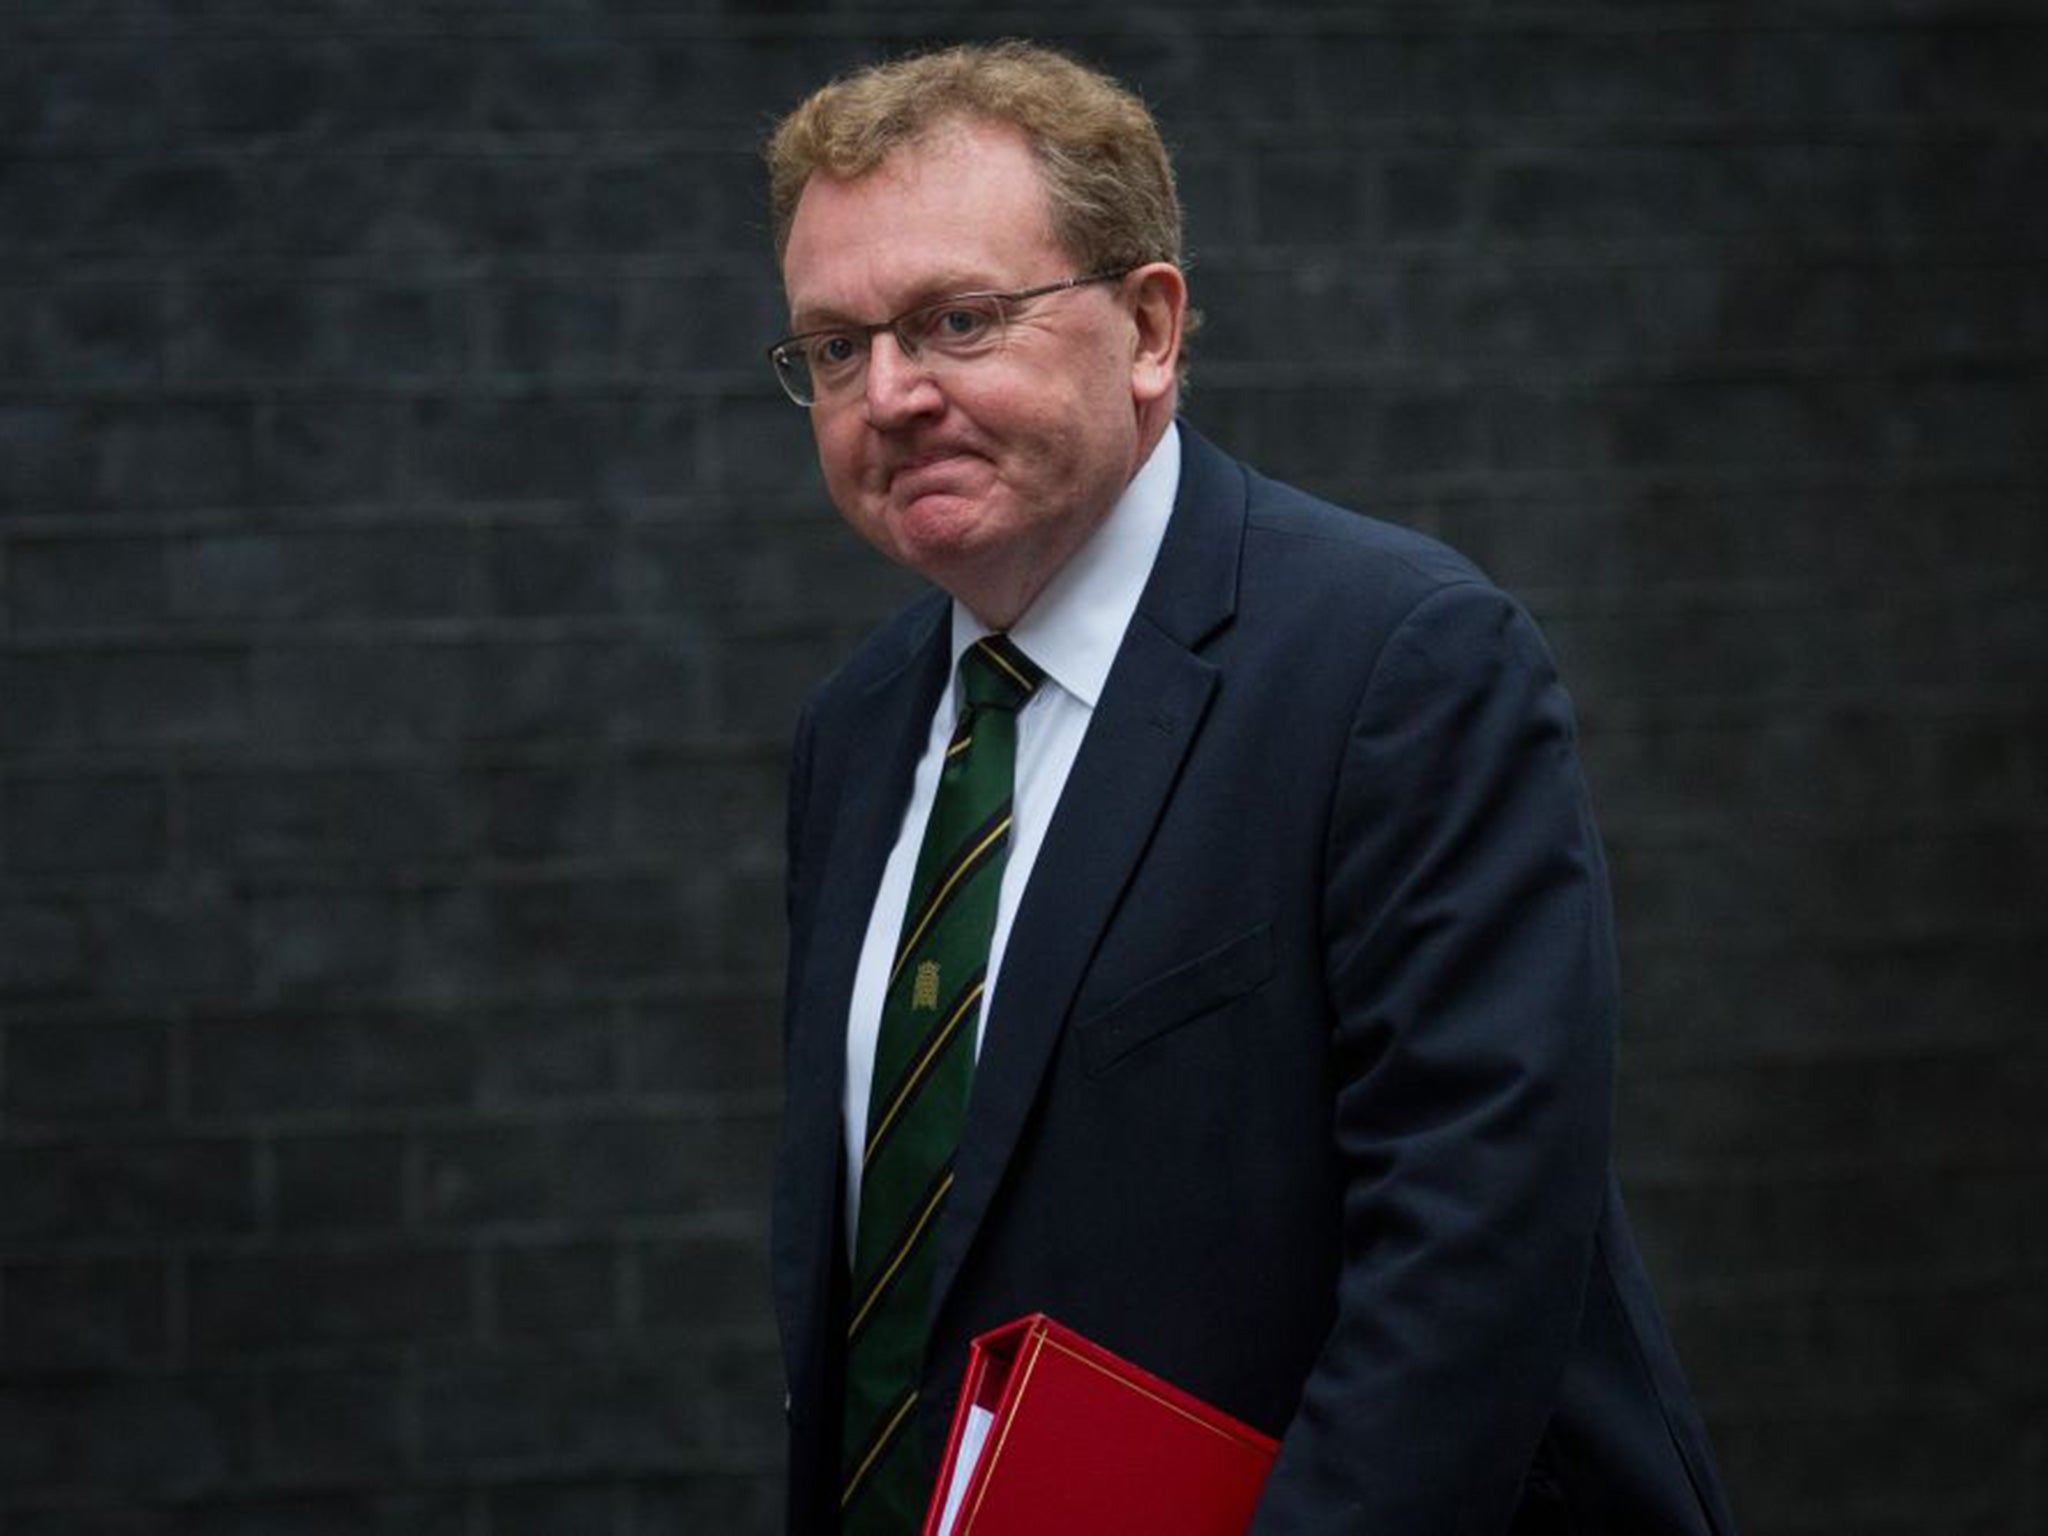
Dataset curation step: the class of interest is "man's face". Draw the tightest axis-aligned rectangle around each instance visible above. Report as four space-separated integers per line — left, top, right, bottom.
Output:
780 119 1164 626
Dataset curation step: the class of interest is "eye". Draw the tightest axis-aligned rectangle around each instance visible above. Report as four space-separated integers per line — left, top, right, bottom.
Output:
916 299 999 351
808 333 862 370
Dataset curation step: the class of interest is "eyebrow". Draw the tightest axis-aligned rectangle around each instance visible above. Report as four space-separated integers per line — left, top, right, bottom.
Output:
787 273 1008 334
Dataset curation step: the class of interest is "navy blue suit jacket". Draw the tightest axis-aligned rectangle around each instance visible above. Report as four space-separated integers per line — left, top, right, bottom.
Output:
773 425 1738 1534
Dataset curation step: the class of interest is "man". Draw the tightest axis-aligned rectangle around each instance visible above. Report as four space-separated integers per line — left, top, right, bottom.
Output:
765 41 1738 1536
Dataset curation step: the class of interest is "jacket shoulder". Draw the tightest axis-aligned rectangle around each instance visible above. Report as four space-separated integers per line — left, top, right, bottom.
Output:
1239 464 1492 606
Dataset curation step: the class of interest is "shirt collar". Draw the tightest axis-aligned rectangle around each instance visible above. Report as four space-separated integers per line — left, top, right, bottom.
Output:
949 421 1181 709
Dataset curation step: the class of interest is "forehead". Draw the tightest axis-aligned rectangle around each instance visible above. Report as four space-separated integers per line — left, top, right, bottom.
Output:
781 119 1067 317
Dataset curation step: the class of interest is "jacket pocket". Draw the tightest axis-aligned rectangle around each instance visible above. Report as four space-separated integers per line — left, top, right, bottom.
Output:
1076 922 1274 1077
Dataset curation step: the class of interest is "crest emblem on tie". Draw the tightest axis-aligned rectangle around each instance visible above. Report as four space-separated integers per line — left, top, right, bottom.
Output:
911 961 941 1011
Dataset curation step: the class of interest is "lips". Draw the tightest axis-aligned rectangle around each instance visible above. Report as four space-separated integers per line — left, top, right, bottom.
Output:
888 450 986 501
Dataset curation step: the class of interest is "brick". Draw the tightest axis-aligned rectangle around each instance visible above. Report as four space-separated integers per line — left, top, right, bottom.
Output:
573 154 714 254
164 280 326 378
0 1139 253 1244
266 157 437 259
190 1250 469 1356
614 753 780 871
1632 261 1877 358
1619 1047 2046 1173
188 1014 473 1119
473 1009 618 1104
492 1241 617 1337
418 1122 560 1229
468 762 615 862
13 1493 471 1536
709 629 851 742
486 522 620 618
1380 149 1475 240
1298 30 1467 121
703 393 824 499
1628 1167 2048 1284
3 1017 167 1122
631 990 780 1099
643 35 874 133
1606 827 2048 947
0 901 89 995
170 527 474 624
84 879 248 1005
1902 21 2048 113
639 1231 773 1339
416 1354 704 1474
1378 392 1478 477
634 1473 783 1534
174 43 333 139
554 1111 777 1223
0 1376 253 1497
273 1133 406 1234
489 1482 621 1536
1619 933 2043 1054
0 156 97 253
247 646 463 752
326 41 479 135
1195 258 1398 371
1666 1280 2045 1409
3 44 169 148
1250 150 1367 246
77 648 248 749
101 158 260 255
611 395 703 503
2 1257 167 1372
466 637 708 745
1713 1402 2035 1526
8 535 167 632
478 40 639 133
409 397 614 504
1890 367 2043 468
85 400 253 511
481 277 624 379
335 283 462 380
1888 137 2048 240
263 1367 411 1484
186 769 466 869
244 888 404 1005
415 873 702 997
1397 265 1631 362
1 280 161 384
633 268 788 379
0 404 90 511
253 397 402 505
5 775 166 874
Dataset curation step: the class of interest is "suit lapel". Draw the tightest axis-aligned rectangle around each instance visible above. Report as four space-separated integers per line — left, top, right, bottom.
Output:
928 424 1249 1326
773 596 950 1409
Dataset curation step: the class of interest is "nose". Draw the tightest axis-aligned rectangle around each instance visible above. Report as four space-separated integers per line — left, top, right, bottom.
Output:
862 331 942 427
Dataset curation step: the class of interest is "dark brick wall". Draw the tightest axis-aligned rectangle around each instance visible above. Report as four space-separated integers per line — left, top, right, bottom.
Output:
0 4 2041 1532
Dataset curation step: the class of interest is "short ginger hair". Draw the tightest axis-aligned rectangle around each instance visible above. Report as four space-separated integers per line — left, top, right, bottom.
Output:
765 40 1187 282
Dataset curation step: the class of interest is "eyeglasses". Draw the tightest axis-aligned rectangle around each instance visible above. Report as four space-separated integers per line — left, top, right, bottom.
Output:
767 269 1132 407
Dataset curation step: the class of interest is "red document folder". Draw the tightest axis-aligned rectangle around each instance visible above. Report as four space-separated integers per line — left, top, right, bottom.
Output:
921 1313 1280 1536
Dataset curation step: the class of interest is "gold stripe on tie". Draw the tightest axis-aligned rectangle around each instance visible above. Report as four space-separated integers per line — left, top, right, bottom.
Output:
887 812 1012 986
864 977 985 1169
848 1168 954 1340
841 1387 920 1509
975 636 1037 694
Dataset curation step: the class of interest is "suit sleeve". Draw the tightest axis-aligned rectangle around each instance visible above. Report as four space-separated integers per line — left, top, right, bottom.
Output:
1251 580 1616 1534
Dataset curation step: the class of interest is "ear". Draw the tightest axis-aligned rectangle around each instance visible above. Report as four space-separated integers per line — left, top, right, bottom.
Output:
1126 263 1187 405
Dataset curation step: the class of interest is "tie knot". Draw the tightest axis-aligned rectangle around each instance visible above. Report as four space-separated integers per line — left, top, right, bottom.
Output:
957 634 1044 713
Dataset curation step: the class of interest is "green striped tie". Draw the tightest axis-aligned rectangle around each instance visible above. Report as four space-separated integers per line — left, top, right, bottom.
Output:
840 634 1044 1534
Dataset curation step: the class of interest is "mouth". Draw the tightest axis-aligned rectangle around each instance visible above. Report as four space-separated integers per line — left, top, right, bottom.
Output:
887 450 984 500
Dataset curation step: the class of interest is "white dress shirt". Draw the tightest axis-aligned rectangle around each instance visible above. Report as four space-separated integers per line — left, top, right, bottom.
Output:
841 423 1182 1237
